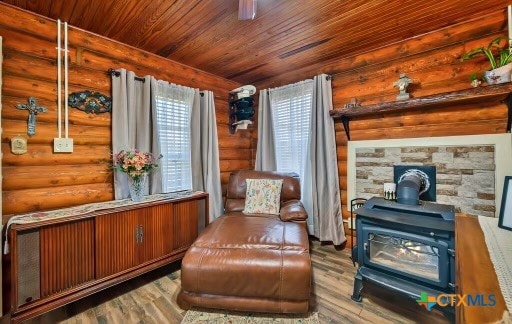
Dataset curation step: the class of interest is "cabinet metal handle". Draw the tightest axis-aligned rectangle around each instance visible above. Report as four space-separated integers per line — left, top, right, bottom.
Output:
134 225 145 244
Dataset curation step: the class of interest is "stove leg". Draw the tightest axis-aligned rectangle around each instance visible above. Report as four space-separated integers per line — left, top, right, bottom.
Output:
350 246 358 267
351 272 363 302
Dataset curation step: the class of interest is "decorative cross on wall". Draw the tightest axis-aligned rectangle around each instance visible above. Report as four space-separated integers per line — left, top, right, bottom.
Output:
16 97 47 136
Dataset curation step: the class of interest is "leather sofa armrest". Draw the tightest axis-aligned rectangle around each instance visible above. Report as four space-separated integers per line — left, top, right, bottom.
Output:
280 200 308 222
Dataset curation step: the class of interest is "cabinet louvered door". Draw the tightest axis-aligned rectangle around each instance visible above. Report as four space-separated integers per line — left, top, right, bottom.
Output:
138 203 174 265
95 210 139 278
40 219 95 297
173 200 199 251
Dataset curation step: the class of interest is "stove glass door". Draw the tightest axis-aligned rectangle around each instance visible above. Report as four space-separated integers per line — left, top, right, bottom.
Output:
368 233 439 280
362 226 449 287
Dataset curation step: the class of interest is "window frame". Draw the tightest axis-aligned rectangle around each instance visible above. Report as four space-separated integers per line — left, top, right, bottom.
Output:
269 82 314 178
154 94 193 192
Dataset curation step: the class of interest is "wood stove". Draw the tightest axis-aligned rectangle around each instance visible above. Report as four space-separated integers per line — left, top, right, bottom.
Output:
352 169 455 317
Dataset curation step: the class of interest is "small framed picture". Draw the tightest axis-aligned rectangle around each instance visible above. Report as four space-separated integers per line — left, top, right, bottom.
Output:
498 176 512 231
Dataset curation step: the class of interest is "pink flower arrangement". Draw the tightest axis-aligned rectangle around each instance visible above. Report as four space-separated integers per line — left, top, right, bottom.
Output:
112 150 162 179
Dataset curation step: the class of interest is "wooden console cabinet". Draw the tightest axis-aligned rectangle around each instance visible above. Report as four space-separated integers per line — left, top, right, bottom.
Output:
5 193 208 323
455 214 508 323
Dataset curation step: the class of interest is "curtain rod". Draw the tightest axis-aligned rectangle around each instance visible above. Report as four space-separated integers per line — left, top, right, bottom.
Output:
108 68 146 82
266 75 333 92
107 69 210 98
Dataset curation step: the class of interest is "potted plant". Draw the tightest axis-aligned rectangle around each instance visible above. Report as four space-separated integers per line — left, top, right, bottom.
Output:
461 36 512 85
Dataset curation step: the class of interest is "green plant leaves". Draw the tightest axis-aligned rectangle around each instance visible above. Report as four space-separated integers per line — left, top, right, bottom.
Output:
460 36 512 70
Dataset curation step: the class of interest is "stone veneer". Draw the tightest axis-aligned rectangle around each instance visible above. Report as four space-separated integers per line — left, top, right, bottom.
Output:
355 145 495 217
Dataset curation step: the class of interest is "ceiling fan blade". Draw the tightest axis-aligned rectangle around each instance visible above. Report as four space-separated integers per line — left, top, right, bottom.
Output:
239 0 257 20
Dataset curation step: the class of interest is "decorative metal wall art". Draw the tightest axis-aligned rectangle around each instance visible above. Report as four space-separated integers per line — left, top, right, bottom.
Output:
15 97 47 136
68 90 112 114
393 73 413 101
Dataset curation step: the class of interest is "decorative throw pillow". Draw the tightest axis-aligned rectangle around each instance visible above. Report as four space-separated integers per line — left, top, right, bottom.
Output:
243 179 283 215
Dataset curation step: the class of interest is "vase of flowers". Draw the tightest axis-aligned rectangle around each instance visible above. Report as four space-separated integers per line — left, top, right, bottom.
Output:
127 175 146 202
112 150 162 202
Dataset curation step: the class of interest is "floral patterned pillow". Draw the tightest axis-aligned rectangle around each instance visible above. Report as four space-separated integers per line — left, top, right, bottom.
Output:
243 179 283 215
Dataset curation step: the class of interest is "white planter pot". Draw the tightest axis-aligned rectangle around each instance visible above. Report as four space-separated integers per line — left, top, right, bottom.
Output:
484 63 512 84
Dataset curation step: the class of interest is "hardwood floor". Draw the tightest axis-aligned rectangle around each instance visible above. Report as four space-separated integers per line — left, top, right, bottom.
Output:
4 239 449 323
309 241 448 324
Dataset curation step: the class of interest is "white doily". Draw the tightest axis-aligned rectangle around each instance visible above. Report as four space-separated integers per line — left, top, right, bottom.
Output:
479 216 512 311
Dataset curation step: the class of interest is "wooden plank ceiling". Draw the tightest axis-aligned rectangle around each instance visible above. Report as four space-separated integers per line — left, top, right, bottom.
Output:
1 0 508 88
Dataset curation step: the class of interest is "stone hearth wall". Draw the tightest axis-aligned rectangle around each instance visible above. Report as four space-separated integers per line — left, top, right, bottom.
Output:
355 145 495 217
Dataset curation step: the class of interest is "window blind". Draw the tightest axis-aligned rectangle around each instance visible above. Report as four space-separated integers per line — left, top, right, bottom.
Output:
270 81 313 177
155 95 193 192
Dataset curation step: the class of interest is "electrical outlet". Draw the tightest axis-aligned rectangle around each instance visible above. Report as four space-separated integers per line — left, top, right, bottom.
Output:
53 138 73 153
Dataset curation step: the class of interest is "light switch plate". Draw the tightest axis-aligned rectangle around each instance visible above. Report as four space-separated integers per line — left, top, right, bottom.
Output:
53 138 74 153
11 136 27 155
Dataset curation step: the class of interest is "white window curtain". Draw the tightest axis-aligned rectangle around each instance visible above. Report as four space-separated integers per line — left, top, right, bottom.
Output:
268 80 315 234
306 74 345 245
191 91 223 223
152 79 195 192
112 71 222 227
256 75 345 245
255 89 276 171
263 80 315 234
111 69 154 199
150 81 223 226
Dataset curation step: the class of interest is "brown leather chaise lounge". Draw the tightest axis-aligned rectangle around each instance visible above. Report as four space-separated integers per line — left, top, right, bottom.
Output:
178 170 312 313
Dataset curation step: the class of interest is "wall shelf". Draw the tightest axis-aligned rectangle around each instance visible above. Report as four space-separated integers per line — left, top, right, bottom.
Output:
330 83 512 140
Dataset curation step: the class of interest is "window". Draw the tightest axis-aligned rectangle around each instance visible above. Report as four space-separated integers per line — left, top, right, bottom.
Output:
269 81 314 178
154 86 194 192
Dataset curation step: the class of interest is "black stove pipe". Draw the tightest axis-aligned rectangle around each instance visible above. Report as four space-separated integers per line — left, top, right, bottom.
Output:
396 173 422 205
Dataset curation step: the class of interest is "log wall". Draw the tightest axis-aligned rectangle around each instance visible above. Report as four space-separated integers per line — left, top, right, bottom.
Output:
0 3 248 218
257 10 509 226
2 4 509 225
